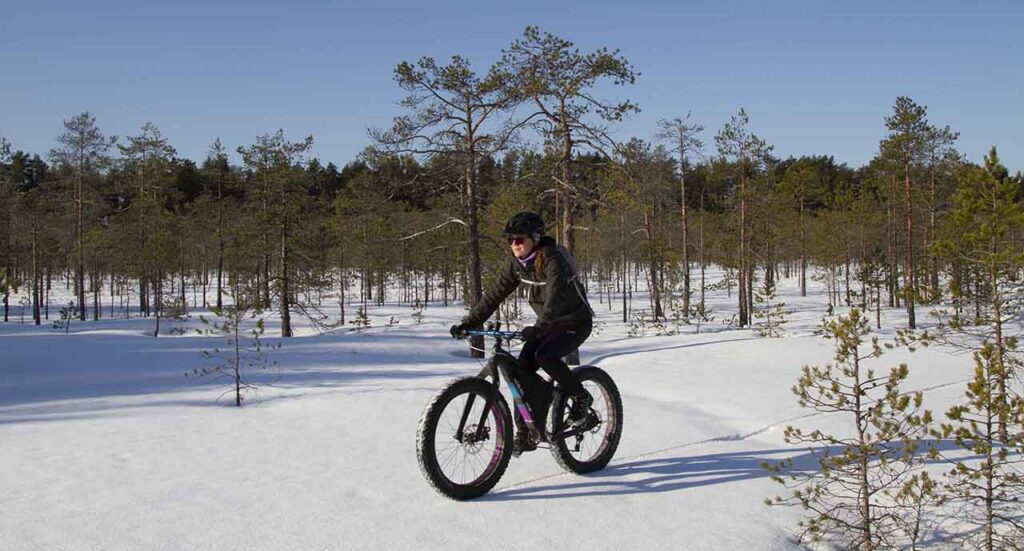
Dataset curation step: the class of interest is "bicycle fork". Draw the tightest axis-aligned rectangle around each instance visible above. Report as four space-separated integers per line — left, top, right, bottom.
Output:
454 354 543 445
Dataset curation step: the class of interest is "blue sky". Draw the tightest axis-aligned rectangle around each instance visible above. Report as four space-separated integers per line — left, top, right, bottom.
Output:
1 0 1021 171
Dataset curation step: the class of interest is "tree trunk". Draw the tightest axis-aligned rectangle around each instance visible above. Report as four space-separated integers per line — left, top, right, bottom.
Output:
216 177 225 310
929 167 939 301
903 154 916 328
76 161 86 321
844 252 851 306
853 353 874 551
560 116 576 254
680 155 690 317
800 200 807 297
620 210 627 324
179 232 187 314
261 164 272 309
738 161 748 327
45 265 51 320
644 208 663 319
32 228 40 325
92 273 99 321
699 191 706 315
442 250 449 307
154 269 163 337
199 236 206 309
742 157 755 326
464 128 484 358
280 219 292 337
888 175 899 308
990 183 1008 441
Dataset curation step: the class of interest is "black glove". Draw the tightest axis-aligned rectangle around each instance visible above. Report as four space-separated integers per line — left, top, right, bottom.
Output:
520 325 542 342
450 323 469 339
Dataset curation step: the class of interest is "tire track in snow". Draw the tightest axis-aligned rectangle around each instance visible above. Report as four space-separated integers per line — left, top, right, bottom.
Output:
495 341 970 494
584 335 762 366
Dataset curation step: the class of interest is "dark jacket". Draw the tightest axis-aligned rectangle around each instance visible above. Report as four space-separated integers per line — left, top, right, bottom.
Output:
462 236 593 330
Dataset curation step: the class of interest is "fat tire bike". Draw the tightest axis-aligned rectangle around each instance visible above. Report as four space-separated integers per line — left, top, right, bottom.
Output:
416 323 624 500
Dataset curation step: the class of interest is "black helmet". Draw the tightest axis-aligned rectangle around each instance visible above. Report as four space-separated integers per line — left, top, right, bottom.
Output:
503 212 544 237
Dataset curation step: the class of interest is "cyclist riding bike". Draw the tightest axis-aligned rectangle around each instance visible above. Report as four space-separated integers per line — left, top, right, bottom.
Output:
450 212 595 454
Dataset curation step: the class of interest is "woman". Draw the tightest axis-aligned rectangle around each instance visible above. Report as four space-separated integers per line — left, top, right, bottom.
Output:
450 212 594 453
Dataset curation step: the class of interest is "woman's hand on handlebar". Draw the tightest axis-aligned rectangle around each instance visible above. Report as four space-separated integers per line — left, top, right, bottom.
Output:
449 323 470 339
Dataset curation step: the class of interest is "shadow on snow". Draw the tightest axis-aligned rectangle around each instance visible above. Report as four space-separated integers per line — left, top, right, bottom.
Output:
487 440 969 501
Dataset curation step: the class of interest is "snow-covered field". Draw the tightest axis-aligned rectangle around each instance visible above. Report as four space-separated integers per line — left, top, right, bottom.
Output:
1 274 978 550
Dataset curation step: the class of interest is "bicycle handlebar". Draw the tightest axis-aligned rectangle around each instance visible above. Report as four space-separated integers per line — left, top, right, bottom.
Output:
460 329 522 339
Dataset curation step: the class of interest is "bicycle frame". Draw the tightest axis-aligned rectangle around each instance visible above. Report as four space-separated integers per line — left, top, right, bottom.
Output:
455 329 546 445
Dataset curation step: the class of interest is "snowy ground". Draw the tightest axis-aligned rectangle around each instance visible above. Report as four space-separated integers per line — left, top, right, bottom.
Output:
0 273 980 550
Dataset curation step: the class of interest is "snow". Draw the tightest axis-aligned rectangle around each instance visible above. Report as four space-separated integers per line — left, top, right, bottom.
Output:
0 272 978 550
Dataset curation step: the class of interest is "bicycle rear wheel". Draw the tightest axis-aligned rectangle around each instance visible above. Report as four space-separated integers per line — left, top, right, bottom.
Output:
416 377 513 500
549 366 623 474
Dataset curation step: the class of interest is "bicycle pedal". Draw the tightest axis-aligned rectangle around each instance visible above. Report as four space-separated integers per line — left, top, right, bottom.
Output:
512 433 538 457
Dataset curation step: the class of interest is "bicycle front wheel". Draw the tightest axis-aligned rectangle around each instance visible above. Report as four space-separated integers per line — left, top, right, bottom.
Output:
416 377 513 500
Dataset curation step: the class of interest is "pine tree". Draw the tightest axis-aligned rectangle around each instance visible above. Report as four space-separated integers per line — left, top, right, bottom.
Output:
776 157 829 298
49 113 116 321
921 124 959 303
766 308 933 549
613 138 676 321
933 341 1024 550
656 114 704 319
118 123 178 333
199 139 234 311
881 97 932 329
237 130 313 338
0 136 13 321
372 55 521 356
932 147 1024 441
500 26 638 253
715 109 772 327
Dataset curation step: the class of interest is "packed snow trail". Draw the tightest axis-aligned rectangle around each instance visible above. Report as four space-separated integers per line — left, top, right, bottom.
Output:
494 336 970 496
1 279 976 550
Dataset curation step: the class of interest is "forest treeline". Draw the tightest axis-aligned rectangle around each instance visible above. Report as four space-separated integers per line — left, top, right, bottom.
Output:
0 27 1022 339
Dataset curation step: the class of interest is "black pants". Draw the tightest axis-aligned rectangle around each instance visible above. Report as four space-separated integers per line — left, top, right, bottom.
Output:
518 319 592 397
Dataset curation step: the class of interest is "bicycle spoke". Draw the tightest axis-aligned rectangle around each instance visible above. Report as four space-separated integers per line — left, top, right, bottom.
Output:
432 390 502 487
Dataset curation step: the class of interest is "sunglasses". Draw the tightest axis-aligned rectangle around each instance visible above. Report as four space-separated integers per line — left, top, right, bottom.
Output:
507 236 530 245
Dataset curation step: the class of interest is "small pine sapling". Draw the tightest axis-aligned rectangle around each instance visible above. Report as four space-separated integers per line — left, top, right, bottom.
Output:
191 280 280 407
692 301 714 335
765 308 933 550
411 298 424 324
628 309 677 337
663 291 708 335
931 340 1024 550
18 295 30 324
706 269 736 297
860 259 887 329
626 310 649 338
52 301 78 333
753 278 790 338
892 471 945 550
350 306 370 330
164 295 192 335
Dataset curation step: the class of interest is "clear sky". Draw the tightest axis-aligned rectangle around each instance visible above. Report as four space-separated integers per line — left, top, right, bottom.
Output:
2 0 1021 171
